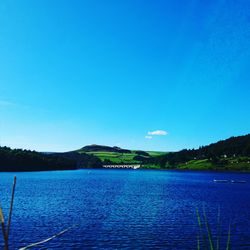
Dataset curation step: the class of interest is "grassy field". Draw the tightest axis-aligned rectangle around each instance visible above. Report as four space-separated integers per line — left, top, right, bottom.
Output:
178 159 214 170
86 151 139 163
78 150 166 164
146 151 166 157
177 157 250 171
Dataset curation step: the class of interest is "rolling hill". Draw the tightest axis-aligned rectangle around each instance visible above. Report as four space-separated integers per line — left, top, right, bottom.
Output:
154 134 250 171
77 145 165 164
0 146 103 171
1 134 250 171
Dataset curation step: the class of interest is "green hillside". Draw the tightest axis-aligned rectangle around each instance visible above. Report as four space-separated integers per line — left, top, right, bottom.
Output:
154 134 250 171
2 134 249 171
77 145 165 164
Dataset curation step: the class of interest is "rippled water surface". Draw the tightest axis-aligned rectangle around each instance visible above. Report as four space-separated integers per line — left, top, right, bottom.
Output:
0 169 250 249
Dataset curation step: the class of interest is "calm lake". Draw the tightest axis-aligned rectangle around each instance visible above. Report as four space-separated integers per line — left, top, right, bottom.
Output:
0 169 250 249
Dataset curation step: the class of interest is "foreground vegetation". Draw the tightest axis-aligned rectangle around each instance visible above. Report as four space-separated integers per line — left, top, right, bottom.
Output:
196 207 231 250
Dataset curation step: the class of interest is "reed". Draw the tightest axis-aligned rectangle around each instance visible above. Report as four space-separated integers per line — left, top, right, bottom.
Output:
19 225 77 250
196 208 208 250
216 206 221 250
226 223 231 250
0 204 8 250
1 177 75 249
0 176 16 250
196 207 231 250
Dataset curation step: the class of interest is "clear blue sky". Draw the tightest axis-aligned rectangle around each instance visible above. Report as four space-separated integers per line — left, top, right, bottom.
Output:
0 0 250 152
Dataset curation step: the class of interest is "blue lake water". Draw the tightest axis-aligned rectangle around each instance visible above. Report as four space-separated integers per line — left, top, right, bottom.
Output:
0 169 250 249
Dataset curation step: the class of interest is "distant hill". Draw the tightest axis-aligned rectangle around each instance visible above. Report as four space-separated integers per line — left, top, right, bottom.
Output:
153 134 250 171
77 145 165 164
2 134 249 172
79 144 132 153
0 146 76 171
0 146 102 172
0 144 164 171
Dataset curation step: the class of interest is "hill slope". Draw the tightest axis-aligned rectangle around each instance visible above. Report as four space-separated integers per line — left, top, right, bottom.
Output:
2 134 249 171
154 134 250 170
77 145 165 164
0 146 103 171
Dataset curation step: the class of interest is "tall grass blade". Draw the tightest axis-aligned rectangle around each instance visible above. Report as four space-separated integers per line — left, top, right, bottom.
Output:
0 205 7 242
196 208 208 250
197 234 200 250
226 223 231 250
0 206 4 223
216 206 220 250
7 176 16 239
196 208 202 228
19 225 76 250
203 206 215 250
0 205 8 246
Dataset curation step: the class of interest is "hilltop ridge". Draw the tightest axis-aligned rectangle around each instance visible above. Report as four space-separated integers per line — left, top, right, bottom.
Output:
77 145 164 164
79 144 132 153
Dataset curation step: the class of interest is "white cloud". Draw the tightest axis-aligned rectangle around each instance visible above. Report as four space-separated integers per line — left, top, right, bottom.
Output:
148 130 168 136
145 135 153 139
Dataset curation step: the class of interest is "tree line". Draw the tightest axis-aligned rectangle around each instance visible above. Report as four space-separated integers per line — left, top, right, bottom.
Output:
149 134 250 168
0 146 102 171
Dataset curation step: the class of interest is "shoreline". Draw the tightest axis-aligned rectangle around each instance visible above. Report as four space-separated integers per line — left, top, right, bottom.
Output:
1 167 250 174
